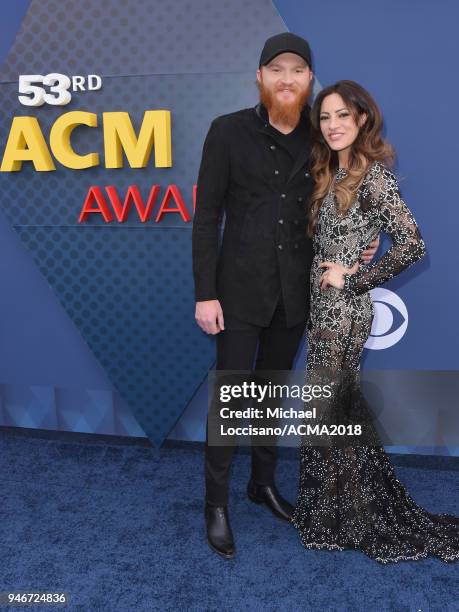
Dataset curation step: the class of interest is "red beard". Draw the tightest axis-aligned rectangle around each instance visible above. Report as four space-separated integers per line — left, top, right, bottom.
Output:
258 80 310 128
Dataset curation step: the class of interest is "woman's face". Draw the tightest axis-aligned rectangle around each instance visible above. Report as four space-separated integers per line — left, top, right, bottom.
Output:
319 93 365 159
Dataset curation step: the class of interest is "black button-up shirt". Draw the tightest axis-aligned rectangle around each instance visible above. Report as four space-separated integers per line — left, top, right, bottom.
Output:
192 103 314 328
267 121 308 167
265 119 311 275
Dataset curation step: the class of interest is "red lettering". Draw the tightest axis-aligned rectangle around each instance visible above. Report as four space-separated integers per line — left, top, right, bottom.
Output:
78 185 194 223
105 185 160 222
78 186 113 222
155 184 191 222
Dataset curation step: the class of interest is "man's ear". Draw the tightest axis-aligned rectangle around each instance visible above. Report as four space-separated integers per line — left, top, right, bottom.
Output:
256 68 262 84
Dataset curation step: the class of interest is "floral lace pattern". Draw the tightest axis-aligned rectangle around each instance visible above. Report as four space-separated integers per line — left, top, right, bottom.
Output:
292 162 459 563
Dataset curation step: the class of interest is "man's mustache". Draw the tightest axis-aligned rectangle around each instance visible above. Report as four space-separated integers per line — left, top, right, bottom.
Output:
275 86 299 93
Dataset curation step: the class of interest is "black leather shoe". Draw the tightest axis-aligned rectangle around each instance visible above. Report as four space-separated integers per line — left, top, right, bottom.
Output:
247 480 293 522
205 503 235 559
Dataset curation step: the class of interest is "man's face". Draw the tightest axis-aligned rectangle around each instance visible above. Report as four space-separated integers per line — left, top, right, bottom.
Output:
256 52 313 126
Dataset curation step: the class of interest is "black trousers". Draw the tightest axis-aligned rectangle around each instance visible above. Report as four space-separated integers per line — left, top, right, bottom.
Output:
205 299 306 506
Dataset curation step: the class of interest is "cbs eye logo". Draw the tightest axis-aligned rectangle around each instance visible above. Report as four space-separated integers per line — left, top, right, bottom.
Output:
365 288 408 350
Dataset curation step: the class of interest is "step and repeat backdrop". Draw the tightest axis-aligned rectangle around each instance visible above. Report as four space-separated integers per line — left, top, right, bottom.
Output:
0 0 457 455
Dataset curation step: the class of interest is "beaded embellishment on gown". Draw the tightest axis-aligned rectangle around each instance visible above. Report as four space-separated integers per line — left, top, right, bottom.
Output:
292 161 459 563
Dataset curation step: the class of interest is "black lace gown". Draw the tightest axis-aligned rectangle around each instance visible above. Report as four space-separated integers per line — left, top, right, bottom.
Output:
292 161 459 563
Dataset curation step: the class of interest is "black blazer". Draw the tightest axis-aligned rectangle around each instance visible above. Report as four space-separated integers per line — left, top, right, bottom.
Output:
192 103 314 328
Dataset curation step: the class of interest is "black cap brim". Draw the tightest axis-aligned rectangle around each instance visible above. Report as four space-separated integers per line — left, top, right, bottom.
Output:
261 48 311 67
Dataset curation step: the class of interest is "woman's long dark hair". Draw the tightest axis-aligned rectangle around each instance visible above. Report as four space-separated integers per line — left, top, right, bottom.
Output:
308 80 394 234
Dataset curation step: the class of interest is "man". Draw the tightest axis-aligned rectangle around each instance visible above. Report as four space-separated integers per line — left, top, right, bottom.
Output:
192 32 377 559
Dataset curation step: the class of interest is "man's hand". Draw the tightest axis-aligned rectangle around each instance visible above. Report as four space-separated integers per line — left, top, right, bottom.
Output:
361 235 380 264
195 300 225 335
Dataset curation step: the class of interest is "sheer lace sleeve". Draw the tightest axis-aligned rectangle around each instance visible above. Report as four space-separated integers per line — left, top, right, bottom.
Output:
343 164 426 296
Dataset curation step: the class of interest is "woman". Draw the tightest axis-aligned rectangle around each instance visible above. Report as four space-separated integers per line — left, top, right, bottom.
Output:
291 80 459 563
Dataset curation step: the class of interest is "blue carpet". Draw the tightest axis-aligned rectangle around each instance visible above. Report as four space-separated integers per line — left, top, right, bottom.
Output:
0 428 458 612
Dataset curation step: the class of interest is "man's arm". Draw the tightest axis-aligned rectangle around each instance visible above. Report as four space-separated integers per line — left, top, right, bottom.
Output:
361 236 380 264
192 119 229 334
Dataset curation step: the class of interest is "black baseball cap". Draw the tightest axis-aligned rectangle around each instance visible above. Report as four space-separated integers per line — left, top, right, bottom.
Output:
259 32 312 69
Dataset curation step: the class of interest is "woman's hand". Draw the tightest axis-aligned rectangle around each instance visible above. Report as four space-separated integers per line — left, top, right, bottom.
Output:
319 261 359 291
